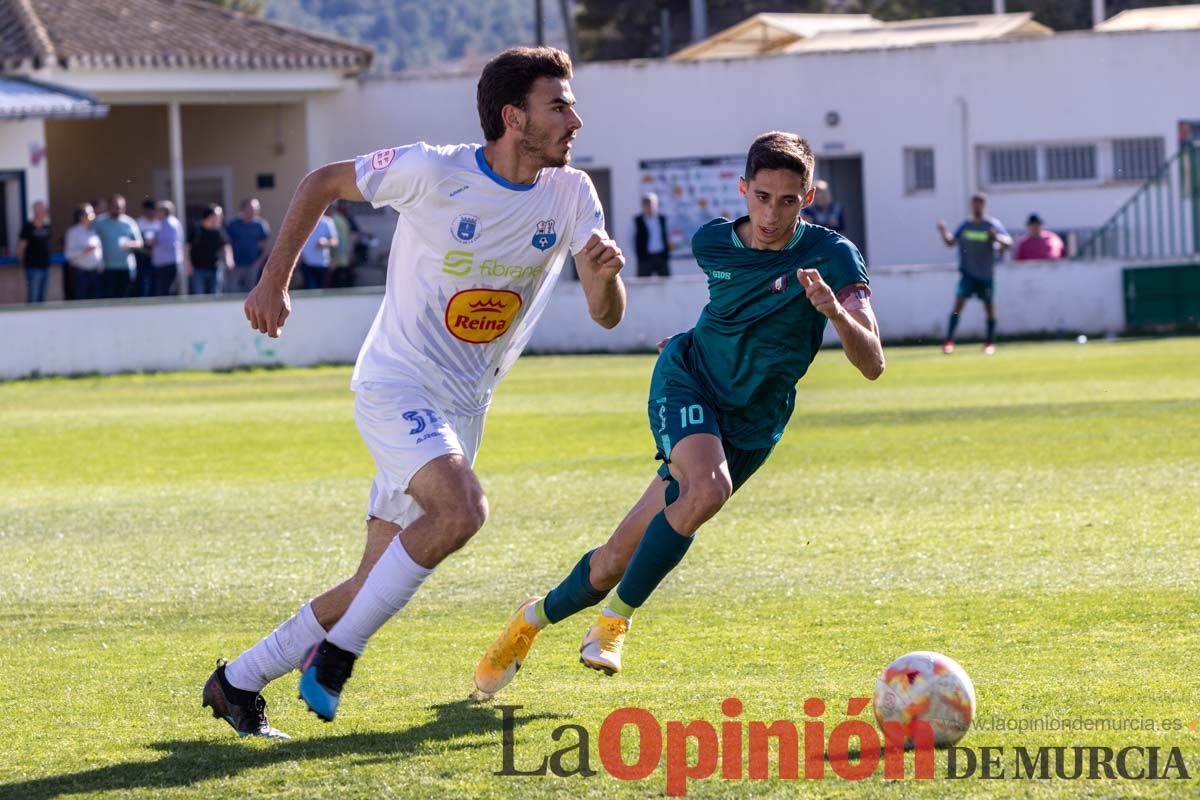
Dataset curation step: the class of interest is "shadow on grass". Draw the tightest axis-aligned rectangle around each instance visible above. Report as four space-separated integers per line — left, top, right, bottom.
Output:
0 700 563 800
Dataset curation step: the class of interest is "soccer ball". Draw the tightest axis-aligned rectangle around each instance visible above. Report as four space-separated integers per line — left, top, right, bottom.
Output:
872 651 976 747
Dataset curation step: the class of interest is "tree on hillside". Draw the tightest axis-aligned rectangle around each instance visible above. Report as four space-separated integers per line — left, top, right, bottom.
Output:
576 0 831 61
862 0 1199 31
207 0 1199 69
258 0 566 73
574 0 1200 61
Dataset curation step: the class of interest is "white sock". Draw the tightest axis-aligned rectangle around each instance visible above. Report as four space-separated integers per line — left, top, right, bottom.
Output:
601 606 630 622
225 601 327 693
326 536 433 656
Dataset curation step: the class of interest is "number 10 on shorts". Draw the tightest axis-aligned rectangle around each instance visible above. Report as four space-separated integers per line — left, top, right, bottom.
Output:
680 404 704 427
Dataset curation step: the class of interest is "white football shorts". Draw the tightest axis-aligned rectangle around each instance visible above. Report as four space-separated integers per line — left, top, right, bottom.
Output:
354 381 486 528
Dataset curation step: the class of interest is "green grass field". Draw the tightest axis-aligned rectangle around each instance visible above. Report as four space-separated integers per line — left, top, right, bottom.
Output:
2 339 1198 798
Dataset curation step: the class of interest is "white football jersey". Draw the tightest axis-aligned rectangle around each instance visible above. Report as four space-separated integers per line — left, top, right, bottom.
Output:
351 142 604 415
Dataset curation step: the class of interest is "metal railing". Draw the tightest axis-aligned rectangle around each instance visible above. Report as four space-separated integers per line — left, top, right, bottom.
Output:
1075 141 1200 261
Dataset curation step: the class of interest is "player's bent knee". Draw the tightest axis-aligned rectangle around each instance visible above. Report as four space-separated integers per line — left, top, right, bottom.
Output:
683 476 732 522
468 492 490 531
697 475 733 509
440 493 489 548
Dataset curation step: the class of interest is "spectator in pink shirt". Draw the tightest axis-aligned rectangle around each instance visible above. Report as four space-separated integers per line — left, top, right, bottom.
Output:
1014 214 1065 261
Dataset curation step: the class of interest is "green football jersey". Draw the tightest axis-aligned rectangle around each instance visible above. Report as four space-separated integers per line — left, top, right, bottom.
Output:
651 216 869 449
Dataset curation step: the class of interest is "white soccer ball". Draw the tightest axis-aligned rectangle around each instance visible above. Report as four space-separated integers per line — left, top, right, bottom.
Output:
873 651 976 747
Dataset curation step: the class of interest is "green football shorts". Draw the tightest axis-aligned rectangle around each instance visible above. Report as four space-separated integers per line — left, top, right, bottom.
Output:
648 388 774 498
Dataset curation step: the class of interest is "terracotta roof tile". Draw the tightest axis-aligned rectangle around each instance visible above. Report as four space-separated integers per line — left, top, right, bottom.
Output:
0 0 53 70
1 0 372 72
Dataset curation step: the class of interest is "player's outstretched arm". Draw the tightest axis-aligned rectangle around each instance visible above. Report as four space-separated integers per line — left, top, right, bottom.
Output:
245 161 364 337
798 269 885 381
936 220 957 247
575 231 626 329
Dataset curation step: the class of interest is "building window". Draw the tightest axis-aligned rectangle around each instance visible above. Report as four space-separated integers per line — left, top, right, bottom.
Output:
904 148 935 193
0 171 26 258
985 146 1038 184
1112 137 1165 181
1044 144 1097 181
981 137 1170 188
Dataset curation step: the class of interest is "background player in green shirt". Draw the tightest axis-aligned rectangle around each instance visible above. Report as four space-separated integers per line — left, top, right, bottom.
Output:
936 192 1012 355
473 132 885 697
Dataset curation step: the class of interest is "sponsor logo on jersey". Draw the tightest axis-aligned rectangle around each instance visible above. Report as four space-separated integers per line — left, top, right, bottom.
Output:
370 148 396 171
441 250 545 280
449 184 470 198
480 259 544 279
769 274 787 293
531 219 557 251
445 288 523 344
442 250 474 277
711 270 732 280
452 214 483 244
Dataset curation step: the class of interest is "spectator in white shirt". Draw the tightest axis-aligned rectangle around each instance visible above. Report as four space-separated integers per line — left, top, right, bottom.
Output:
65 203 102 301
152 200 184 297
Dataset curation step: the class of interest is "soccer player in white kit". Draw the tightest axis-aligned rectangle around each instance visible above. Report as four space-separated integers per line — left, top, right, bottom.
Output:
202 46 626 737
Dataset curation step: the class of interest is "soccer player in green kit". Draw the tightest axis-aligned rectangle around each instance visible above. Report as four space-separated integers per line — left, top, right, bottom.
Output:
473 132 885 697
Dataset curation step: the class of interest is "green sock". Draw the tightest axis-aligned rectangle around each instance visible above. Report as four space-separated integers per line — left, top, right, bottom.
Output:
610 510 693 618
540 549 608 624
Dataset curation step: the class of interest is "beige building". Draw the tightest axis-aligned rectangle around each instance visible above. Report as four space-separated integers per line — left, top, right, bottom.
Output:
0 0 371 302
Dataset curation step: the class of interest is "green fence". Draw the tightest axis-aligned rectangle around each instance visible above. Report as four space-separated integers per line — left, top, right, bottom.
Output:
1123 264 1200 328
1076 141 1200 261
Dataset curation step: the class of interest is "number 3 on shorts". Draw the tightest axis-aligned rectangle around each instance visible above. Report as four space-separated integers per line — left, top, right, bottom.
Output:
679 404 704 427
402 408 441 436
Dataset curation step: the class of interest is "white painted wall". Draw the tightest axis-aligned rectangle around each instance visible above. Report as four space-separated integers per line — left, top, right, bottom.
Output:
0 258 1149 380
0 117 49 214
0 292 381 380
308 29 1199 270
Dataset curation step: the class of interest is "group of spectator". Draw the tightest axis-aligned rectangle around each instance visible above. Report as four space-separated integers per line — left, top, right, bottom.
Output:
61 195 184 301
18 195 372 304
59 195 270 301
20 180 1067 305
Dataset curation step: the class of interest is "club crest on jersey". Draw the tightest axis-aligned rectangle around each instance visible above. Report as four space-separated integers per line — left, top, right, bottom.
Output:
452 214 482 244
531 219 557 251
769 274 787 293
370 148 396 171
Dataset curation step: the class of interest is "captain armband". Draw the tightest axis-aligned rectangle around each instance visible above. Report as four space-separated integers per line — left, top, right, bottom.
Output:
836 283 872 312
